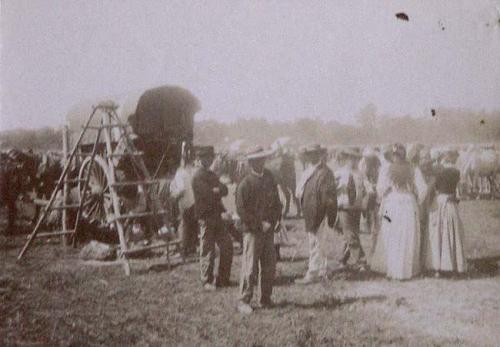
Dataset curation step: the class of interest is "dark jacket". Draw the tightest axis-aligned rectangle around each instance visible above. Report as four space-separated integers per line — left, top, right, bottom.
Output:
236 169 282 233
301 163 338 232
191 166 228 220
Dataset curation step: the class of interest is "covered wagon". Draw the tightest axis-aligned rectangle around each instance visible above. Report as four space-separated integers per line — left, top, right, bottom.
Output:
65 85 200 227
19 85 200 273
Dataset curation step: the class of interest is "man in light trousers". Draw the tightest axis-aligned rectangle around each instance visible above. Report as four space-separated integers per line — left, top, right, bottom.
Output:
295 145 338 284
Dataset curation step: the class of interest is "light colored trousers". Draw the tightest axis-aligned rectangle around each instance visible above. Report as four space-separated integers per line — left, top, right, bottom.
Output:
306 219 329 278
239 230 276 304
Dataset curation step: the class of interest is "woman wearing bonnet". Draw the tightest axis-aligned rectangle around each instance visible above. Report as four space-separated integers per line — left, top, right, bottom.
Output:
423 148 466 277
370 143 426 280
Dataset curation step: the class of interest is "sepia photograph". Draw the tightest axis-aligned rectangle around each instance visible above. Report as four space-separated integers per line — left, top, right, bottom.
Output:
1 1 500 346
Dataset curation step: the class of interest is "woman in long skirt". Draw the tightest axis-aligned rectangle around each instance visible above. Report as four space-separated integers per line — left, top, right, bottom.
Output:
423 149 466 275
370 144 423 280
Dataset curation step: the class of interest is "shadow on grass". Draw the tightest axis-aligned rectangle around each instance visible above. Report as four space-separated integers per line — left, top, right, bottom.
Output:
274 294 387 310
274 274 303 286
274 267 386 287
328 267 386 282
416 256 500 280
141 256 200 274
464 255 500 279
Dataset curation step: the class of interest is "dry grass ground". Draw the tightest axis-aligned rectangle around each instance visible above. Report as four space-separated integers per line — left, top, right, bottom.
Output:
1 198 500 346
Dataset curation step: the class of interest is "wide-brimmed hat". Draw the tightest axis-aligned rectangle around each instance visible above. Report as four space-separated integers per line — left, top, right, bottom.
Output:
392 143 406 159
246 145 274 160
302 144 327 156
339 147 362 158
195 145 215 158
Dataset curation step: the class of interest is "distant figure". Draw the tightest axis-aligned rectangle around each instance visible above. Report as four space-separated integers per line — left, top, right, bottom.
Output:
370 144 423 280
236 146 282 314
358 147 381 235
295 145 338 284
191 146 233 291
335 148 366 269
423 149 467 276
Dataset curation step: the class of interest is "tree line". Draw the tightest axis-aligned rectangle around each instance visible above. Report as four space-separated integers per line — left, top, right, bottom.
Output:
195 106 500 149
1 106 499 151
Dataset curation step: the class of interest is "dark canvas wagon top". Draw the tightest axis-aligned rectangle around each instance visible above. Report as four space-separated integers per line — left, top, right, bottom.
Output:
129 85 199 145
66 85 200 175
67 85 199 145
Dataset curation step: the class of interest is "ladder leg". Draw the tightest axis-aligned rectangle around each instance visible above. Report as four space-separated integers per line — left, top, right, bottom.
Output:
102 111 130 275
121 253 131 276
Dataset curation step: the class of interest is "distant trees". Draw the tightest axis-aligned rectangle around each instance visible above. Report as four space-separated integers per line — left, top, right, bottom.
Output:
0 127 62 151
2 106 499 151
194 106 500 149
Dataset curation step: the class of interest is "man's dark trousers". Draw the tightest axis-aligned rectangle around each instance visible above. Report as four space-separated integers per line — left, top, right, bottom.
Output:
199 214 233 285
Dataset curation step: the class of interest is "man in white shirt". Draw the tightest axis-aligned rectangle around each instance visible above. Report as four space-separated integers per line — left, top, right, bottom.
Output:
170 148 198 258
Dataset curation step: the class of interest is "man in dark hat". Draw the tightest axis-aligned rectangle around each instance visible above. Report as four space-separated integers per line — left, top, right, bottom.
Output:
191 146 233 291
295 144 338 284
236 146 282 314
334 148 366 269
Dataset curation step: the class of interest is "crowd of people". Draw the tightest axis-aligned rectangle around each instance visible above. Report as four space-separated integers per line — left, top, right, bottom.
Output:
170 140 467 315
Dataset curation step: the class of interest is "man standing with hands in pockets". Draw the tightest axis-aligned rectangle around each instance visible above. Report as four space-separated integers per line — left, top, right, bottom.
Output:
236 146 282 314
192 146 233 291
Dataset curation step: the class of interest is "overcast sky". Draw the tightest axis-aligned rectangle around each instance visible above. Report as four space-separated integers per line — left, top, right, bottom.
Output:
1 0 499 130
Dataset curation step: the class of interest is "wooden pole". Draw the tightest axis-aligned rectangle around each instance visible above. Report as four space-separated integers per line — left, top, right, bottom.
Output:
62 125 69 246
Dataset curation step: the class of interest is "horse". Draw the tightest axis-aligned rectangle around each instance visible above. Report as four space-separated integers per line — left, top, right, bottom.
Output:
458 146 500 199
265 151 301 218
0 149 39 234
35 152 64 199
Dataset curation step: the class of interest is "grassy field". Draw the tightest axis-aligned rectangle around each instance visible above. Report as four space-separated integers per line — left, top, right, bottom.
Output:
1 198 500 346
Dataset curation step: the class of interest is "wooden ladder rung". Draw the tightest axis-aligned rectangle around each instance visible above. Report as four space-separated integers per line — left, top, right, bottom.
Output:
107 151 144 158
111 180 162 187
110 210 168 222
48 204 81 210
85 124 128 130
33 198 50 206
35 230 76 238
121 240 181 255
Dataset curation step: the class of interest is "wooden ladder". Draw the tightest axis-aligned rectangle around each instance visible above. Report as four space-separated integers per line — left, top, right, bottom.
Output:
18 103 182 275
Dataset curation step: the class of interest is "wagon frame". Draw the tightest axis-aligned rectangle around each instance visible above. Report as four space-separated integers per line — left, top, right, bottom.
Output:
19 85 200 275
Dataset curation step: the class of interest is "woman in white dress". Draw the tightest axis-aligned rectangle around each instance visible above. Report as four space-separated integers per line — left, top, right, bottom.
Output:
370 144 425 280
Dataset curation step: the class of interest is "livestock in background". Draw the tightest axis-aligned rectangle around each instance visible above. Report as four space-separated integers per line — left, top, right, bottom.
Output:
0 149 39 234
458 145 500 199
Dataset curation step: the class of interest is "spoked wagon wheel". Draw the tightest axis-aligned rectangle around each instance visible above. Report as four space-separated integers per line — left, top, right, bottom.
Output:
78 155 114 226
